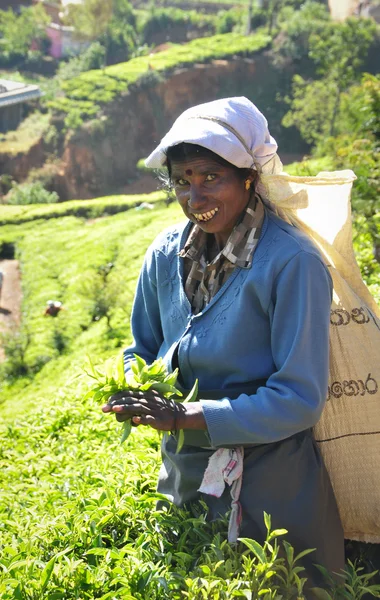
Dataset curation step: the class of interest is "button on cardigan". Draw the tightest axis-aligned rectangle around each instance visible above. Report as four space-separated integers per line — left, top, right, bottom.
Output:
123 209 333 449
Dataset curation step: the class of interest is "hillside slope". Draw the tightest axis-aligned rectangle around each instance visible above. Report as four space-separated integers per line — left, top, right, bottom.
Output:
1 187 379 598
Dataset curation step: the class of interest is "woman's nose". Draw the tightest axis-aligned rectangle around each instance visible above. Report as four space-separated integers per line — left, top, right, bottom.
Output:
188 185 206 210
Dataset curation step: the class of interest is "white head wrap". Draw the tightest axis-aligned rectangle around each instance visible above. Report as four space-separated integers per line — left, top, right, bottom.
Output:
145 96 280 173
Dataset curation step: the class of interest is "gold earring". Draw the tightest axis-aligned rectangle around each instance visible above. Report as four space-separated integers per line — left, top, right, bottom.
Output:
245 180 251 191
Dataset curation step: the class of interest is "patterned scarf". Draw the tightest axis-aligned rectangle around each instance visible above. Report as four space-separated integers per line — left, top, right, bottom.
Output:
179 194 265 314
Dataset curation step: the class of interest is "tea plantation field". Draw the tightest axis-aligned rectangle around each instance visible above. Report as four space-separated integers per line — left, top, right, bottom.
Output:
0 193 379 599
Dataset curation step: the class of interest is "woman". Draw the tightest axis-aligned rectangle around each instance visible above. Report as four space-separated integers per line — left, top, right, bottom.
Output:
102 97 345 585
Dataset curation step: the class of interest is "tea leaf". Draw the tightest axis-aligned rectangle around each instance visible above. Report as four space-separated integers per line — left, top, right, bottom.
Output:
116 353 126 385
239 538 267 564
120 420 132 444
309 588 333 600
176 430 185 454
183 379 198 403
133 354 146 373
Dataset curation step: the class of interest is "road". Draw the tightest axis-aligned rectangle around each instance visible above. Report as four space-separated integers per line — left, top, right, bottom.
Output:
0 259 22 362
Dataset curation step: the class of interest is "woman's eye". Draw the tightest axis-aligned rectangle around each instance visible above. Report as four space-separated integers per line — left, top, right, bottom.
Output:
205 174 216 181
175 178 188 187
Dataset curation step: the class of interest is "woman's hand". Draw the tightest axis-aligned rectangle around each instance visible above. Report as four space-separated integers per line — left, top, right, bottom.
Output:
102 390 207 431
102 390 182 431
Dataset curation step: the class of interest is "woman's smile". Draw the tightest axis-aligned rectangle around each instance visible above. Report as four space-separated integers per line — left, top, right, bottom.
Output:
192 207 219 222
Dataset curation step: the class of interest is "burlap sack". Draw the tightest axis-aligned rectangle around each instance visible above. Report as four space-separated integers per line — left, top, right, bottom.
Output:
260 168 380 542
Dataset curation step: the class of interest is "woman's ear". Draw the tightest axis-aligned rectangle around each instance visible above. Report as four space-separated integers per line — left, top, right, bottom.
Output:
249 170 258 186
244 170 258 190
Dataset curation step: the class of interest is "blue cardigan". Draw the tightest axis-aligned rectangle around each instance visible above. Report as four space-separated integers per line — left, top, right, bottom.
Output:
124 209 332 448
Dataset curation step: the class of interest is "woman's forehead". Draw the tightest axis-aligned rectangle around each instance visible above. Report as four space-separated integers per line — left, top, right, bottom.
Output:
170 155 234 175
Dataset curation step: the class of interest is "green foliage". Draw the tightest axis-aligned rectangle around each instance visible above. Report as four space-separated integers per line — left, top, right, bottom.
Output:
103 0 138 65
0 111 50 155
0 189 380 597
284 156 336 176
136 157 149 173
0 200 184 382
0 191 165 225
0 4 49 66
6 181 59 206
284 73 380 303
104 21 137 65
330 73 380 142
84 352 198 450
275 0 330 63
63 108 84 131
64 0 113 42
48 32 271 124
0 10 379 593
214 8 245 35
56 42 107 81
283 18 379 141
138 7 214 45
0 368 378 599
86 354 175 443
282 75 335 144
0 326 31 379
309 18 378 86
324 75 380 303
64 0 137 65
253 0 327 36
78 261 124 328
136 68 165 89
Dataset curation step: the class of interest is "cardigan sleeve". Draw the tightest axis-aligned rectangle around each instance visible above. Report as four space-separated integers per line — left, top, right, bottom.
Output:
200 251 333 447
123 248 163 371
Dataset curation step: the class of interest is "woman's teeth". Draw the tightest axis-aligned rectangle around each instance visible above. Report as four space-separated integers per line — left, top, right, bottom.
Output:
194 207 219 222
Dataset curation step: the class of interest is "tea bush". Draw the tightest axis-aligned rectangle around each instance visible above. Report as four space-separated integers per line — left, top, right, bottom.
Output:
48 32 271 124
6 181 59 205
1 189 380 598
0 191 165 225
138 8 215 45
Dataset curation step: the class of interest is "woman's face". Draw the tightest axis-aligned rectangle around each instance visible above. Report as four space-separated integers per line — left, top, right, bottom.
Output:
170 155 254 248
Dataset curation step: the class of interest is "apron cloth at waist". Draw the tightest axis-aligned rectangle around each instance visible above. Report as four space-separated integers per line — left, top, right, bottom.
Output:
157 381 345 587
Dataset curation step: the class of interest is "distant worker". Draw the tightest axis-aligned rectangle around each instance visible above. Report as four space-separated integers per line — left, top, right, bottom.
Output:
0 269 3 306
44 300 63 317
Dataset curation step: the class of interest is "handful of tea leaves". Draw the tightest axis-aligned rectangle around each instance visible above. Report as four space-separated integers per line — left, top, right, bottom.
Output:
84 353 198 452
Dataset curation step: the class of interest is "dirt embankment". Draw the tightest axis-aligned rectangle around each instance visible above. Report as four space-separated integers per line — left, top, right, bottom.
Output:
0 51 308 201
55 53 305 200
0 260 22 362
0 137 46 183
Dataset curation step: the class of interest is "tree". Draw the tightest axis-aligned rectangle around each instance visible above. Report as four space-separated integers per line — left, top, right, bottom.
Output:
282 75 336 144
64 0 113 44
283 17 378 141
309 17 377 135
275 0 330 63
261 0 327 35
64 0 137 66
0 4 49 62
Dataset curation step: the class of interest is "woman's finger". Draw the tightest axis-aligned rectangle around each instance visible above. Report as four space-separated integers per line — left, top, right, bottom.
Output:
111 402 151 416
132 414 156 426
116 413 131 422
108 390 133 403
108 395 135 407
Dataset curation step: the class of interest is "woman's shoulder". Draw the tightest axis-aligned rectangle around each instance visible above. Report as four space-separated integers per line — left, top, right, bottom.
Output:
147 221 190 257
262 210 327 265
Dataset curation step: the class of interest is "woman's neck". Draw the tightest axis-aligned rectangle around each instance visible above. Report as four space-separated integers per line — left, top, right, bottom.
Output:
206 234 223 262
